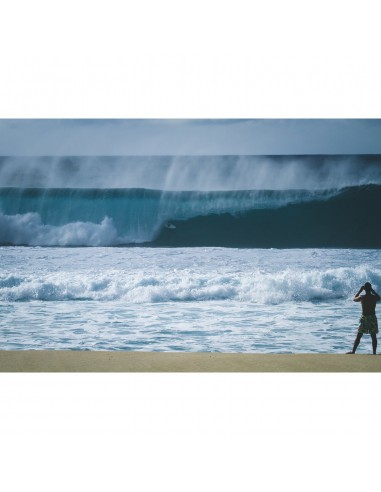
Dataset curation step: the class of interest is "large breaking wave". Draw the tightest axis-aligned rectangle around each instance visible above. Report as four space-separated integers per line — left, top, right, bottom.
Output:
0 185 380 247
1 155 381 247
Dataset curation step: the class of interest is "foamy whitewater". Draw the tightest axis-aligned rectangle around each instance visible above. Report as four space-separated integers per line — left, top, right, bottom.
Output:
1 155 381 352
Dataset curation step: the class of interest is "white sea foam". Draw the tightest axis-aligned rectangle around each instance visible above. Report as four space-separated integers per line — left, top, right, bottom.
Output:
0 213 121 246
1 247 380 352
1 265 379 303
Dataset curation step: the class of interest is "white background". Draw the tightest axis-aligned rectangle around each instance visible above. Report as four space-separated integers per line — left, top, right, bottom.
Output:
1 1 381 491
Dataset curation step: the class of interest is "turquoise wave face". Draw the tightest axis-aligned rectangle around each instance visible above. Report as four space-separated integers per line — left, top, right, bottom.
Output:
0 185 380 246
0 188 163 243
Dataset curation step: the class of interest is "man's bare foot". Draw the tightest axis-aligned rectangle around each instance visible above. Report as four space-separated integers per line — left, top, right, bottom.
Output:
346 351 355 354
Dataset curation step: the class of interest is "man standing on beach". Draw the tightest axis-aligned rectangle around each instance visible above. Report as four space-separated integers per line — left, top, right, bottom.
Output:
347 282 380 355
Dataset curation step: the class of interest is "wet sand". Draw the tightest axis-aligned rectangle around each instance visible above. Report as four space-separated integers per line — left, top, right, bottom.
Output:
0 351 380 372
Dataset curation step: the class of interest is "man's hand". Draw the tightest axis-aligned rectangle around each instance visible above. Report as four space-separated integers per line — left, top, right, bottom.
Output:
354 286 364 301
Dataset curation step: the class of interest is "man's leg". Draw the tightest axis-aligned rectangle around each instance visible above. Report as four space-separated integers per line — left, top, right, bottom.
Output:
347 332 363 354
370 333 377 355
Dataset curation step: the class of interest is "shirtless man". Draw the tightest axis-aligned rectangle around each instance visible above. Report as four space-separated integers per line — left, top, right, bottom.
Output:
347 282 380 355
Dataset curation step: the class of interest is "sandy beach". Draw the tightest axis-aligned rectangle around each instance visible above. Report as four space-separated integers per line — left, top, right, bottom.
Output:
0 351 380 372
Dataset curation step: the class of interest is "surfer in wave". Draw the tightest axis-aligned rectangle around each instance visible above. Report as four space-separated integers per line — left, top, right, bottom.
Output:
164 222 176 229
347 282 380 355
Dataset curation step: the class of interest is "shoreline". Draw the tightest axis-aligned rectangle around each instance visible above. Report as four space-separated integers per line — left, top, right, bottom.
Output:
0 351 380 372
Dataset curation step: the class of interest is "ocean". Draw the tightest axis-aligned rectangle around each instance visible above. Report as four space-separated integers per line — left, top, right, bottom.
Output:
1 155 381 353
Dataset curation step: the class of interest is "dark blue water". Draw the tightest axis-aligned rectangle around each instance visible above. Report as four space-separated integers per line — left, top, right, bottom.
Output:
0 185 380 247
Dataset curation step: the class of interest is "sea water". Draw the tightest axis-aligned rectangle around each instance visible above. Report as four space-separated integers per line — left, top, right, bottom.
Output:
1 246 380 353
1 155 380 353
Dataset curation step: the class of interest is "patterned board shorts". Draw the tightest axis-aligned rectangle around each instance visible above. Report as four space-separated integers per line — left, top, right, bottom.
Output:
358 314 379 334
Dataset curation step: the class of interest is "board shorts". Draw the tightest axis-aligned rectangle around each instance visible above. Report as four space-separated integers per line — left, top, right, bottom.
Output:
358 314 379 335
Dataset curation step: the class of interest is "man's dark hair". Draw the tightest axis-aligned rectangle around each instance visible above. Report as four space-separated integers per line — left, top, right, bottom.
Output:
364 282 372 293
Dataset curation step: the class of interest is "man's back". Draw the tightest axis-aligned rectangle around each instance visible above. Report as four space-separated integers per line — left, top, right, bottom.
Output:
361 293 379 315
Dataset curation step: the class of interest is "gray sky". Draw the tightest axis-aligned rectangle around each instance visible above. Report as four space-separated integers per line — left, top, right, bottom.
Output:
0 119 381 155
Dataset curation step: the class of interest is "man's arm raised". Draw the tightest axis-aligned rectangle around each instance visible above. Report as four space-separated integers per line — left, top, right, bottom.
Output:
353 286 364 302
371 288 381 301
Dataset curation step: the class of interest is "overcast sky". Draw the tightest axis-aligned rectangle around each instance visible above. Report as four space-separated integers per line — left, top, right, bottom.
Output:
0 119 381 155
